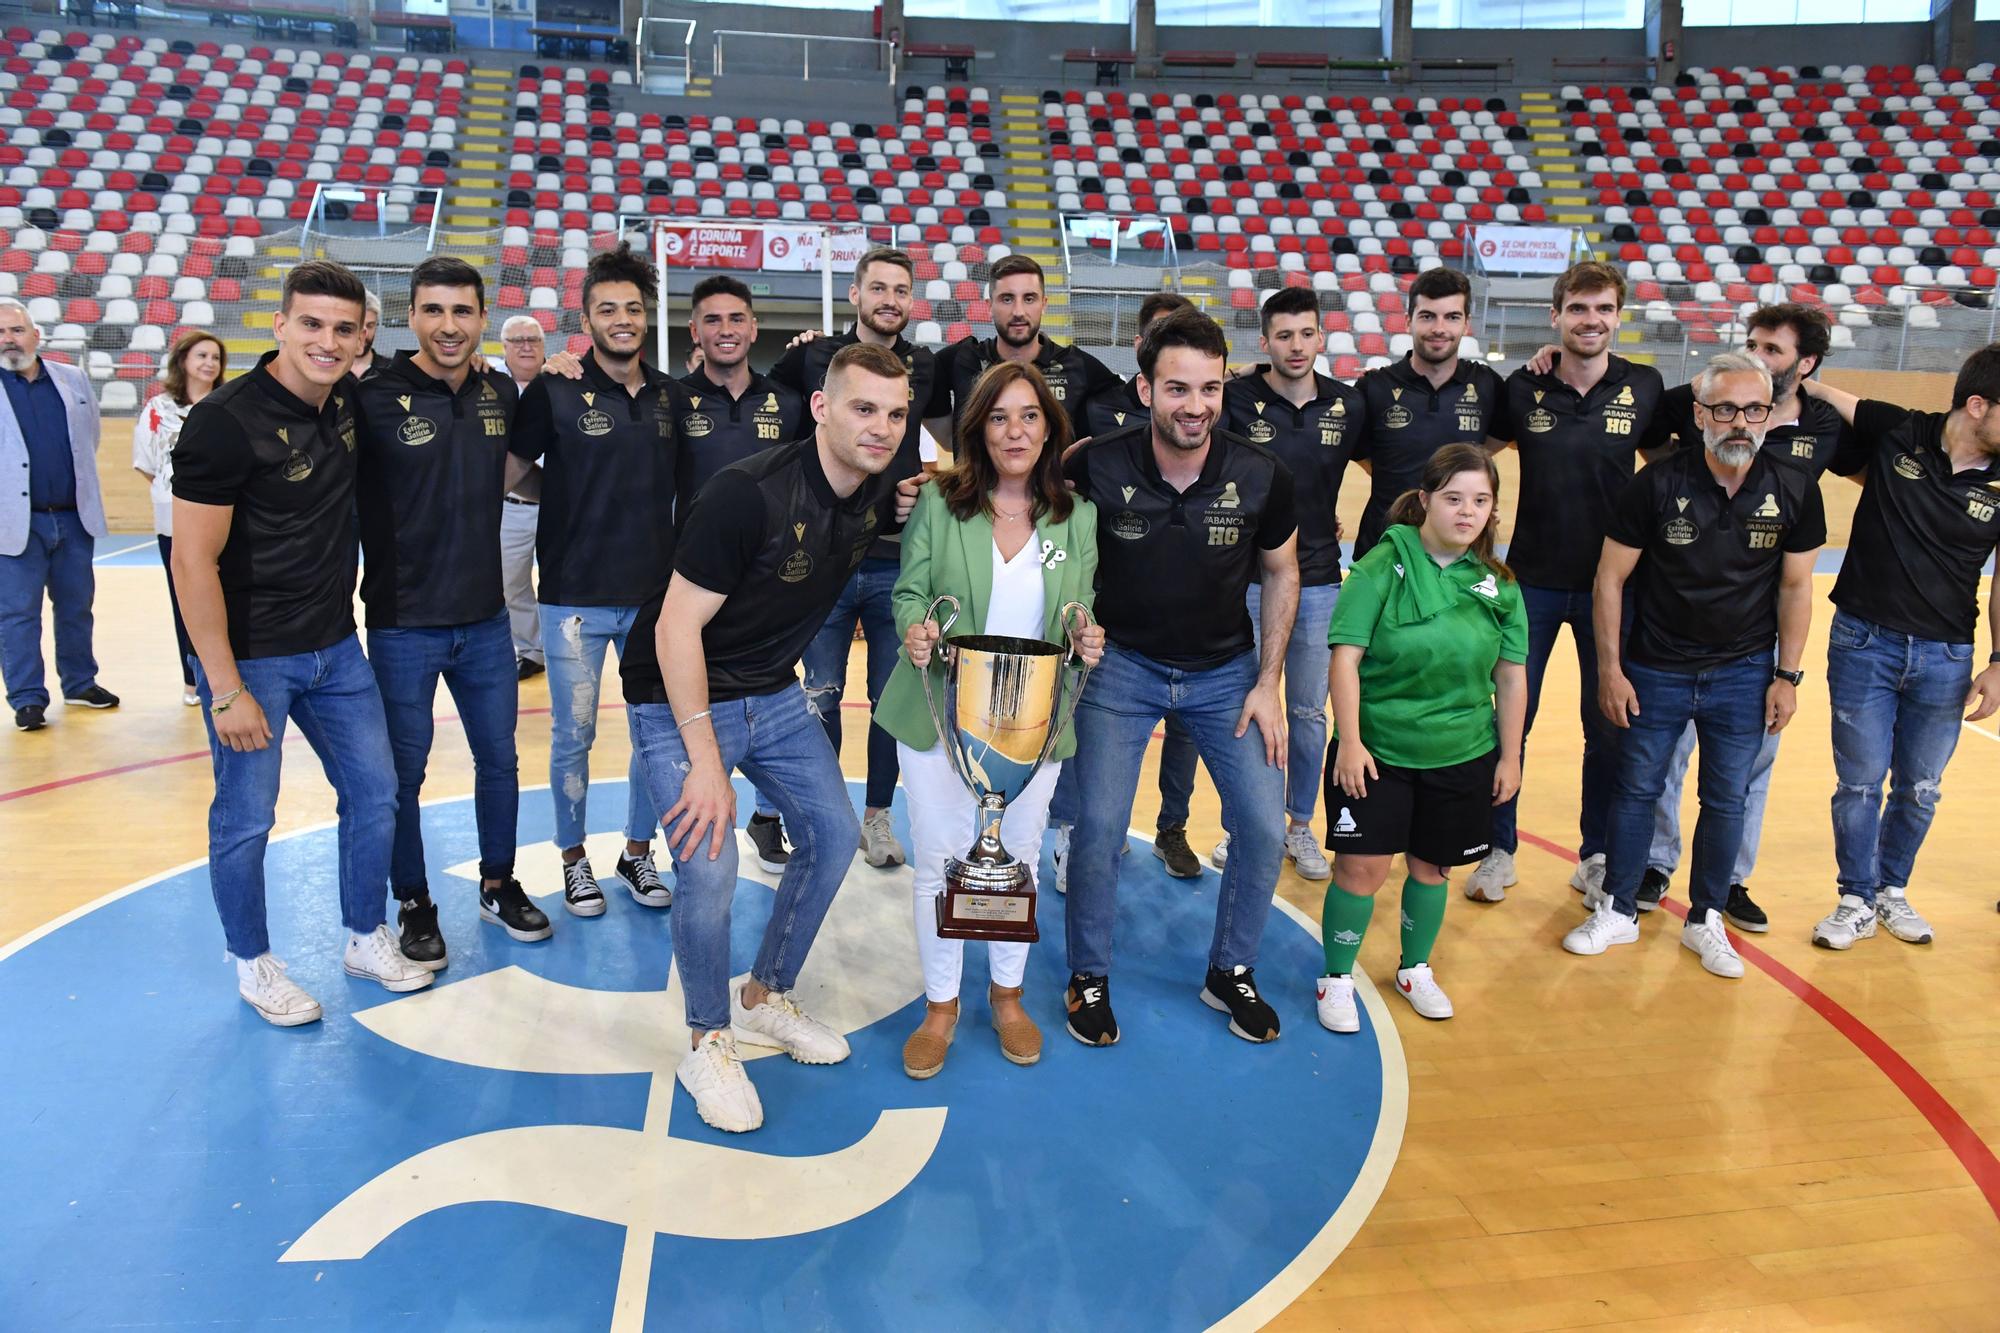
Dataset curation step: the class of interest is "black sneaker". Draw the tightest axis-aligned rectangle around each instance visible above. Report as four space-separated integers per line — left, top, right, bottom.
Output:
1636 868 1670 913
617 850 672 908
396 894 448 972
62 684 119 709
480 877 553 941
1153 824 1201 878
516 658 544 681
14 704 45 731
746 812 791 874
1201 964 1281 1043
1064 972 1119 1046
562 856 606 917
1724 883 1770 933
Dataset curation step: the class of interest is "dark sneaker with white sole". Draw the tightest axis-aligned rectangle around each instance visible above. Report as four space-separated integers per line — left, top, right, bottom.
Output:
746 812 791 873
63 685 118 709
1153 824 1201 878
616 850 672 908
1636 867 1670 913
1201 964 1280 1042
1064 972 1119 1046
481 877 553 941
1723 883 1769 933
14 704 44 731
562 856 606 917
396 894 447 971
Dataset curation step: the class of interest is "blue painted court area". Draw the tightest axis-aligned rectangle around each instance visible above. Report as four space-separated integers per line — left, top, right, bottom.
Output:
0 780 1398 1330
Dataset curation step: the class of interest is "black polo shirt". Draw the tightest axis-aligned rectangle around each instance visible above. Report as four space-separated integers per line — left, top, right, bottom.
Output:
769 328 945 559
622 437 896 705
1607 446 1826 673
1830 400 2000 644
508 350 682 608
1078 373 1147 440
1656 381 1848 478
170 352 361 660
353 353 516 629
1350 355 1511 558
937 334 1121 442
1221 369 1358 587
1500 354 1670 591
675 368 806 515
1065 422 1296 671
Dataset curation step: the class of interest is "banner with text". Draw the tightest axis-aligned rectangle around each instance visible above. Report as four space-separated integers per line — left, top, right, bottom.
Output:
763 225 874 273
658 225 763 270
1469 224 1578 274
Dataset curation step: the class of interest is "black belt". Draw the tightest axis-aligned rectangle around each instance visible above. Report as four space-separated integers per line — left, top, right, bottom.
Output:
31 504 76 513
504 496 538 506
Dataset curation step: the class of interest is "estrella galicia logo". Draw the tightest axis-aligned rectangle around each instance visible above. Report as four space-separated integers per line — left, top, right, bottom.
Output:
0 781 1404 1329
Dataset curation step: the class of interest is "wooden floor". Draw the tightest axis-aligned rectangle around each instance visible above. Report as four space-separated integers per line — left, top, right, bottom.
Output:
9 418 2000 1327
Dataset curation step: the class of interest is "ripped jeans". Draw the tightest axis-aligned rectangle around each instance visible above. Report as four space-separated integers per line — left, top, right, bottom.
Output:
1246 578 1339 826
1827 609 1972 904
539 602 655 853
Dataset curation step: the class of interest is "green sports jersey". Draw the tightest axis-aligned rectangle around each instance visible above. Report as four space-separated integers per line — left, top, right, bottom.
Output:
1327 529 1527 770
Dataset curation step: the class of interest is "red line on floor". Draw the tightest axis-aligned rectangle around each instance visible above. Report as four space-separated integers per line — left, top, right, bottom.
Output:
1516 828 2000 1224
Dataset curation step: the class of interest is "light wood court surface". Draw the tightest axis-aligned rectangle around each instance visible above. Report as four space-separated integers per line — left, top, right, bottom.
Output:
8 378 2000 1329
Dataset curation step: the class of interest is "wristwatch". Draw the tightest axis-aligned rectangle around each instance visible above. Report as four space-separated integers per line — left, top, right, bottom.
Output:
1773 667 1805 686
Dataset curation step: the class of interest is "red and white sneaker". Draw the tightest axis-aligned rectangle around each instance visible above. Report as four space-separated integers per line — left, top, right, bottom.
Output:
1394 964 1453 1020
1314 974 1358 1033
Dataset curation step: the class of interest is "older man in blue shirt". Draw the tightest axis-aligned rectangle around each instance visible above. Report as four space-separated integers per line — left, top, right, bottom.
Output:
0 298 116 731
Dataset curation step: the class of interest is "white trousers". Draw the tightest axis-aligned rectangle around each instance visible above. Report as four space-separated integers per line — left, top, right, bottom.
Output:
500 499 542 664
897 739 1060 1002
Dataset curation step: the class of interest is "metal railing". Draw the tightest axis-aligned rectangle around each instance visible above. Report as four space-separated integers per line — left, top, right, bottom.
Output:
633 16 695 87
710 29 897 85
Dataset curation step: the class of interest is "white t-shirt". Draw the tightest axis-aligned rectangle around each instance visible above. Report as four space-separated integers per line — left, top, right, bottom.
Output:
986 533 1047 641
130 392 192 536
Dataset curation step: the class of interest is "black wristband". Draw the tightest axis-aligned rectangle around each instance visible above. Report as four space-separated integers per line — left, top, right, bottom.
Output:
1773 667 1804 686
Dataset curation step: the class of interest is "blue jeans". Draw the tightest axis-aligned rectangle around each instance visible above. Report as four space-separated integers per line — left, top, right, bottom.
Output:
540 602 653 852
1152 713 1200 829
0 509 98 708
1066 645 1285 976
1602 653 1770 920
368 611 520 894
192 635 398 959
1647 718 1779 885
1492 582 1624 858
802 555 901 811
1826 610 1972 904
631 683 860 1032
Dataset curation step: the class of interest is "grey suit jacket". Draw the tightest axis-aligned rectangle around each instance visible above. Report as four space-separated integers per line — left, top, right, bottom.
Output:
0 356 104 556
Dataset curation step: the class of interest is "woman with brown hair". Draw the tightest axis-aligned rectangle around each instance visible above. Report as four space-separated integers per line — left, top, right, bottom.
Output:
131 330 225 705
875 361 1104 1079
1315 443 1528 1032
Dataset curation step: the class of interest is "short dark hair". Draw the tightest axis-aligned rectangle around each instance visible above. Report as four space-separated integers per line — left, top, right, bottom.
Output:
1745 302 1832 372
582 241 657 312
1405 266 1472 316
1551 260 1626 312
989 254 1044 289
1951 343 2000 411
854 247 915 285
408 255 485 311
1259 285 1319 334
1138 291 1195 330
826 341 910 392
690 274 754 314
1137 307 1229 381
282 259 367 315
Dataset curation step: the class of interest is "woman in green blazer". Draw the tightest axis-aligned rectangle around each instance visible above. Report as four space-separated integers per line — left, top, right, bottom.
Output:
877 361 1103 1080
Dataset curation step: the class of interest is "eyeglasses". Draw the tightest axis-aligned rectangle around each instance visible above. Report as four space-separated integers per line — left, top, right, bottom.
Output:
502 336 544 347
1697 401 1772 423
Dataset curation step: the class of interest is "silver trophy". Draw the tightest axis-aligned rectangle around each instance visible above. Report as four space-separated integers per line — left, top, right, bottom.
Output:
917 592 1093 942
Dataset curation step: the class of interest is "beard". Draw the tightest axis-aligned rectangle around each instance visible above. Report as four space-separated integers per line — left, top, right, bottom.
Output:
1151 402 1213 453
0 347 31 372
1766 361 1799 401
859 305 908 339
1705 428 1761 468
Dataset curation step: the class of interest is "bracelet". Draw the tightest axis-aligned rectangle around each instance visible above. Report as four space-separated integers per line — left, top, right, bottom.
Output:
675 708 712 731
210 686 243 713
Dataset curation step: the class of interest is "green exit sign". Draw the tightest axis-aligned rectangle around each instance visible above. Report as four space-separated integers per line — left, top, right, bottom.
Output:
750 282 771 296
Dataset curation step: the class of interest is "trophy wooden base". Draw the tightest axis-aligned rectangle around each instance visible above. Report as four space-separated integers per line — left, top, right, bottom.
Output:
935 878 1040 943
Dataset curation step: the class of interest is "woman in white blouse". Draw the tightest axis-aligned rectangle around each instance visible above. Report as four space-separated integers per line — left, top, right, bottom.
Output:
130 331 225 706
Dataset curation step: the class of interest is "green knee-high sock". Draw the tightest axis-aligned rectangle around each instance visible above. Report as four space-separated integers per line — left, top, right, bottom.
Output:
1399 874 1448 969
1321 885 1375 976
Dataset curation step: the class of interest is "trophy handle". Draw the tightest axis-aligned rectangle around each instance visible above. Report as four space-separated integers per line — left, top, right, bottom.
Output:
1034 601 1096 772
923 592 961 643
917 592 967 770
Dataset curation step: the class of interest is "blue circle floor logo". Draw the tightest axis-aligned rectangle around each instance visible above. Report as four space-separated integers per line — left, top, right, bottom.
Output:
0 781 1406 1330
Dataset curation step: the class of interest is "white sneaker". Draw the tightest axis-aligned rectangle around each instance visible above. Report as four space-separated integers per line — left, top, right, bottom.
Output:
181 686 200 707
1051 823 1068 895
1811 894 1879 951
1211 831 1229 869
678 1030 764 1133
1315 974 1358 1033
732 986 851 1064
1284 825 1332 880
1680 908 1744 978
1464 848 1516 903
1562 902 1640 956
859 809 905 867
1569 852 1606 898
342 924 436 993
1875 889 1934 945
235 953 322 1026
1394 963 1454 1019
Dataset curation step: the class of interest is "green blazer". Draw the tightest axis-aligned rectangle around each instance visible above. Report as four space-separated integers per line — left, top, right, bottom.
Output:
875 483 1099 757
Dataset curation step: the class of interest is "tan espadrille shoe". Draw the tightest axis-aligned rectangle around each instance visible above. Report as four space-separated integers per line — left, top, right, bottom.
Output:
989 984 1042 1066
901 998 959 1079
